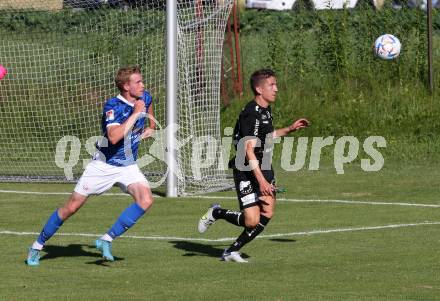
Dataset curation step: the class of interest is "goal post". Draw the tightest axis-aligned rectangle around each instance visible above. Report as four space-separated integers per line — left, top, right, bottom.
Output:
0 0 234 196
166 0 177 197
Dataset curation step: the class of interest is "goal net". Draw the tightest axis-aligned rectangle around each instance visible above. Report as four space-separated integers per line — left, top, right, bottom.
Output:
0 0 234 196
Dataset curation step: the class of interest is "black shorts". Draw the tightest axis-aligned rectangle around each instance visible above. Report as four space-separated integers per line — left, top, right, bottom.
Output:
233 168 275 210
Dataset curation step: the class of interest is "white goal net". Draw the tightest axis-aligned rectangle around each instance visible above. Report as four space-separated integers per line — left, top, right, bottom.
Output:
0 0 234 196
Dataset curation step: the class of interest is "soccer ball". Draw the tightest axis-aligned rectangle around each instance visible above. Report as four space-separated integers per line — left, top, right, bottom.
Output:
374 34 401 60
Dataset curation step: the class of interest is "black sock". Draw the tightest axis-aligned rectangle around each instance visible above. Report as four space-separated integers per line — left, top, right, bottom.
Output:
212 208 245 227
226 215 271 253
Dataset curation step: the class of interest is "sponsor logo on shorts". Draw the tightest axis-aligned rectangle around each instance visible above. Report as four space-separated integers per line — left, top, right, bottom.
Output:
241 193 257 206
239 180 253 195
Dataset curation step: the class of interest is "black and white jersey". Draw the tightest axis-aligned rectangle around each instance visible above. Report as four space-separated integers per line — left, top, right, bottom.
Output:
232 100 274 165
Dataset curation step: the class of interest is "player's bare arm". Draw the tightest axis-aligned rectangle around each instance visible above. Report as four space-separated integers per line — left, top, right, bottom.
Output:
107 100 145 144
141 103 156 139
245 138 274 197
147 103 156 130
273 118 310 139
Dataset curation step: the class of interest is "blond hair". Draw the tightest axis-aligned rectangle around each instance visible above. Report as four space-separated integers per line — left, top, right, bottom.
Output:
115 65 142 92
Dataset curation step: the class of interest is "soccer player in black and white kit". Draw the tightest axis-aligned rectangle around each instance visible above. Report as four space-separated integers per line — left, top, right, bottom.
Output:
198 69 309 262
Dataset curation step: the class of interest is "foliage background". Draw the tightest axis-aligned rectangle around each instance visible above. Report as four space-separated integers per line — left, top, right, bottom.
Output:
222 6 440 166
0 3 439 174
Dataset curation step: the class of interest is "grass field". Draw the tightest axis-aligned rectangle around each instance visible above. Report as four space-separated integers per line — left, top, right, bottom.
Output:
0 6 439 300
1 162 439 301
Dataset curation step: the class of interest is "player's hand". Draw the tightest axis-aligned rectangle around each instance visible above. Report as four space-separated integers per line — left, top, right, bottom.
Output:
259 179 275 197
133 99 146 114
141 128 155 140
289 118 310 132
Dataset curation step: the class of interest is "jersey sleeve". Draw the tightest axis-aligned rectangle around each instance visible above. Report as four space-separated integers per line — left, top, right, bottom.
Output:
141 91 153 110
239 110 259 137
103 101 124 127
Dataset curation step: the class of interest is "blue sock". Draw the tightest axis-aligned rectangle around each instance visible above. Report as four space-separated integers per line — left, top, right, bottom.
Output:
37 209 64 245
107 203 146 239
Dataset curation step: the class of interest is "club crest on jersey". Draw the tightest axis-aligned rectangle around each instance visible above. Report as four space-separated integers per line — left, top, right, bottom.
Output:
106 109 115 121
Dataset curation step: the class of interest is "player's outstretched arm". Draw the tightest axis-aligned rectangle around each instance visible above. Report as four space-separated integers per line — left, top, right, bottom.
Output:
273 118 309 139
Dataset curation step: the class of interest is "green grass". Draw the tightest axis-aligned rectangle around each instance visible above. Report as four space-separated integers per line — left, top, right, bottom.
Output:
1 162 440 300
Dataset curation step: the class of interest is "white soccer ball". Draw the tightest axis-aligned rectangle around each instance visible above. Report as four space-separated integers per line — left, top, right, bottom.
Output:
374 34 401 60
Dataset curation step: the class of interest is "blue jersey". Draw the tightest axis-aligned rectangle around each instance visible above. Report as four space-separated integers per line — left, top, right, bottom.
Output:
95 91 153 166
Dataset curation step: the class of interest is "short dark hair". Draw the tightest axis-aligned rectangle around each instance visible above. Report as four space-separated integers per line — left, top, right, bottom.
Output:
250 69 276 96
115 65 142 92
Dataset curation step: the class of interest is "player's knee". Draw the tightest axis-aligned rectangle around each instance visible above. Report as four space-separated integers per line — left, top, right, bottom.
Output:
59 203 78 219
67 207 78 217
263 210 274 219
136 196 154 211
262 206 275 218
129 183 154 210
259 196 275 218
244 215 260 228
60 194 87 219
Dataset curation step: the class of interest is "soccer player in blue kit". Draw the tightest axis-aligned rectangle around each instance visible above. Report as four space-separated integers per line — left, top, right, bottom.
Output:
26 65 156 266
198 69 309 262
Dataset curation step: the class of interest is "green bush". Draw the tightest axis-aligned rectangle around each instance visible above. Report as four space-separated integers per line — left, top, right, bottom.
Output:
0 6 439 166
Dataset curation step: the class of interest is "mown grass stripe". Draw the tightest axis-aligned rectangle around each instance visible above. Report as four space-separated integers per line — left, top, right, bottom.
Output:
2 221 440 242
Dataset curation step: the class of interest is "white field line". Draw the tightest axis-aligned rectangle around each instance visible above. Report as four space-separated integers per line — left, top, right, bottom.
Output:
278 199 440 208
194 195 440 208
1 189 440 208
0 189 127 196
1 221 440 242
